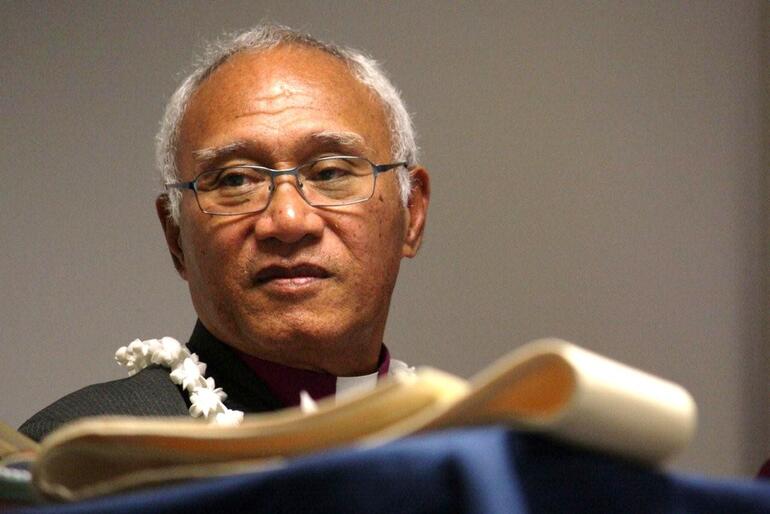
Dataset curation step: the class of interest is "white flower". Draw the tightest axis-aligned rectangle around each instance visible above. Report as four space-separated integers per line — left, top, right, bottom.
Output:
115 339 152 376
116 336 244 426
143 338 161 355
187 352 207 375
127 338 149 354
115 345 130 363
389 359 417 379
215 409 244 426
169 356 207 392
150 337 187 368
189 379 228 420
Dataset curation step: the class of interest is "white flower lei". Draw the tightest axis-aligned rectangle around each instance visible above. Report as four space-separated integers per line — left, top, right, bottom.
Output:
115 337 244 425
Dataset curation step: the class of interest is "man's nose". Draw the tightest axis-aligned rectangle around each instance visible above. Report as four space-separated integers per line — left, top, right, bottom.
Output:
252 174 324 244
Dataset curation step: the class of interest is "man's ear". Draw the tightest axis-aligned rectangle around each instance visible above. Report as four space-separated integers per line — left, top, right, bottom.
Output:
402 166 430 258
156 194 188 279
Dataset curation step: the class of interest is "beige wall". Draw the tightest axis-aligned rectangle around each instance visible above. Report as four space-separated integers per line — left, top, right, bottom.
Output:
1 1 767 476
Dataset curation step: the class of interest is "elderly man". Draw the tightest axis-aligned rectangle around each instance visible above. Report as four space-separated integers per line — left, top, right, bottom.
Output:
20 24 429 441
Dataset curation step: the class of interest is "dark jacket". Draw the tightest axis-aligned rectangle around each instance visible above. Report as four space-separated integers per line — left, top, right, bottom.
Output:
19 321 282 441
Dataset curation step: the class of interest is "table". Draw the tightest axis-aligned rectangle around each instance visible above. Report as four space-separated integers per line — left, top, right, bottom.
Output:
14 426 770 513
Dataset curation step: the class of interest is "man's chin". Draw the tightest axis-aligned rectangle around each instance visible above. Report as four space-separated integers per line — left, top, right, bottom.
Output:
233 316 371 361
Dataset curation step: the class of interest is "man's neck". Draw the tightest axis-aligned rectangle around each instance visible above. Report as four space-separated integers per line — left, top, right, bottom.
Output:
235 346 391 407
189 320 391 408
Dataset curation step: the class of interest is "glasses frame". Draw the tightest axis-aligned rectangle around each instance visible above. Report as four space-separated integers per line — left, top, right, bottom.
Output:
166 155 406 216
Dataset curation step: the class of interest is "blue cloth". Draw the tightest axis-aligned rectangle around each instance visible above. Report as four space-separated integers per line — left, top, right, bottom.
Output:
16 427 770 513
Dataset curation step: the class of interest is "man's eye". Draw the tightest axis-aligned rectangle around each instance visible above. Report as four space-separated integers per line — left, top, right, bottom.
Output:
217 169 268 188
317 167 347 181
307 164 353 182
197 168 264 192
220 172 249 187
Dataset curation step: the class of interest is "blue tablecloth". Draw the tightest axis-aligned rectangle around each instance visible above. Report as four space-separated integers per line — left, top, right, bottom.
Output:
15 426 770 513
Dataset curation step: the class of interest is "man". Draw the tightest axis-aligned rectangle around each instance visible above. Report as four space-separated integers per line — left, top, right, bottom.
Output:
19 24 429 441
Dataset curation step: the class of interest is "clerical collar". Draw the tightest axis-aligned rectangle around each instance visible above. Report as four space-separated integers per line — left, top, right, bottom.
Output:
235 345 391 408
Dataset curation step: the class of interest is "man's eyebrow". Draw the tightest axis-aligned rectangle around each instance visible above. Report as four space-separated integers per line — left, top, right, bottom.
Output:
307 131 369 153
191 131 373 168
192 141 250 164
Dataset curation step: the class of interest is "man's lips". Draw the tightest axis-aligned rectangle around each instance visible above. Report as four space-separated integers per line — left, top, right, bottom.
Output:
254 264 331 285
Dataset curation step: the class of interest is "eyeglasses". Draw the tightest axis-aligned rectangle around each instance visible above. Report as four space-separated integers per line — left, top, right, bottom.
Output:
166 156 405 216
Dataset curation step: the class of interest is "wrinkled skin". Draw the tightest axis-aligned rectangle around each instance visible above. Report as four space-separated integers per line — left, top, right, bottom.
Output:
157 45 429 375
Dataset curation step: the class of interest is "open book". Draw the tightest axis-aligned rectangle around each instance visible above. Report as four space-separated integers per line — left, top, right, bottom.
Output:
0 421 39 504
8 339 696 502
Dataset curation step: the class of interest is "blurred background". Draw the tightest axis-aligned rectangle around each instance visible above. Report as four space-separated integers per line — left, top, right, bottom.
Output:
0 1 767 476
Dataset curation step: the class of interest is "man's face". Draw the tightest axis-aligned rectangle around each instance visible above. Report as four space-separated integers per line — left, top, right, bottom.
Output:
158 45 428 375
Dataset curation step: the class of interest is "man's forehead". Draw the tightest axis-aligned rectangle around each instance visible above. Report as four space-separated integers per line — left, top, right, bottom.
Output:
234 79 315 116
204 45 357 99
178 45 392 170
189 45 383 121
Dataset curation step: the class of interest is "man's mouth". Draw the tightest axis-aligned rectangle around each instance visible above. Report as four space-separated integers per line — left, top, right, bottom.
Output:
254 264 331 285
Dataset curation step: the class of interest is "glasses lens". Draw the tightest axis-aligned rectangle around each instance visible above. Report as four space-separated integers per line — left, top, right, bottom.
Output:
192 157 377 215
300 157 375 206
196 167 271 214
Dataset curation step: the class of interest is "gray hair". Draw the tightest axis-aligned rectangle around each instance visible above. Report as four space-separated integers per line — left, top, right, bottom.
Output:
156 23 418 222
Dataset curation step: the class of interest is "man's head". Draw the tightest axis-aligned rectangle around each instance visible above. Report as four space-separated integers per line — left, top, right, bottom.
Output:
155 25 429 376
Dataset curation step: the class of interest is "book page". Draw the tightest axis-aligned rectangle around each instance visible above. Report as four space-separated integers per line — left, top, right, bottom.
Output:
422 339 697 462
0 421 39 459
32 339 697 500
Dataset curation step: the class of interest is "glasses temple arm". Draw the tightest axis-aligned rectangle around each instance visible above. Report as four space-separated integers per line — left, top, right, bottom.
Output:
165 182 195 191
